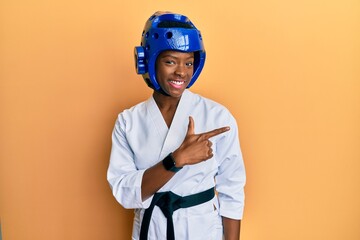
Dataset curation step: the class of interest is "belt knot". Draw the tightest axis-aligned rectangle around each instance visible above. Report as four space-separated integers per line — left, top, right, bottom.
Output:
156 191 182 218
139 187 215 240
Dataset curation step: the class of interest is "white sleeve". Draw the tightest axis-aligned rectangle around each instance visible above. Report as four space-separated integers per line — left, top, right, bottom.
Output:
107 114 153 209
215 113 246 220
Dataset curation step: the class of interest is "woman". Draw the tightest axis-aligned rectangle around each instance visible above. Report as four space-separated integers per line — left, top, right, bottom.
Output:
107 11 246 240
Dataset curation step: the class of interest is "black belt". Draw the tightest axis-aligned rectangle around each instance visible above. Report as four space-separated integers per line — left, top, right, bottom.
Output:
139 187 215 240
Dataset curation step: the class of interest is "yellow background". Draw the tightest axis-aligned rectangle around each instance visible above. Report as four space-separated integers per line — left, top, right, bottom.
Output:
1 0 359 239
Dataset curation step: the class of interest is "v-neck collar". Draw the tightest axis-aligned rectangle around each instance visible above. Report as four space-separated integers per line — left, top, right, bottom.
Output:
147 90 193 158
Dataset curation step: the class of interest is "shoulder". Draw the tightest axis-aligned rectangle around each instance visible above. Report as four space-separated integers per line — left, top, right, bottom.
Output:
115 98 150 127
184 91 239 133
187 90 234 119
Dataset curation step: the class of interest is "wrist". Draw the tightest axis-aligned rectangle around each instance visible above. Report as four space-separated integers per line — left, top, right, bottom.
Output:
162 153 183 172
172 150 185 167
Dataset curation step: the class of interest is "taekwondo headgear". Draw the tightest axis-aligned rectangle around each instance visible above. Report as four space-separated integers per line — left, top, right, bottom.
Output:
134 11 206 91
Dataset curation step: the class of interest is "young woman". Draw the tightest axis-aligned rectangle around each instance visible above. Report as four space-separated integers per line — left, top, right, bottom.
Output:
107 11 246 240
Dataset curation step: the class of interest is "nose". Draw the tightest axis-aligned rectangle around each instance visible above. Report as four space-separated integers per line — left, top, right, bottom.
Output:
174 65 186 78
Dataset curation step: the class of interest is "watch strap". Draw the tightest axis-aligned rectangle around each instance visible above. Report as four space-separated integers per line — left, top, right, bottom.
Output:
162 153 182 172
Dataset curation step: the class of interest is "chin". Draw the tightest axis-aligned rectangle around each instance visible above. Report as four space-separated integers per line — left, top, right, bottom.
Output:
169 89 186 98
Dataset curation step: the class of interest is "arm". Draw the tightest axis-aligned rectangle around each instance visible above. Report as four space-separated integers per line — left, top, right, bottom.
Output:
215 113 246 238
141 116 230 200
222 217 241 240
141 159 176 201
108 115 229 207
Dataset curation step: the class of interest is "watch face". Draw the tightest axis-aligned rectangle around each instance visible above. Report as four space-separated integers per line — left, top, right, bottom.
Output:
163 155 175 170
163 154 182 172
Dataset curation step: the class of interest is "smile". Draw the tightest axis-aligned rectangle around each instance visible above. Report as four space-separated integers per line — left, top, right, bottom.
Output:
169 80 185 86
168 80 186 89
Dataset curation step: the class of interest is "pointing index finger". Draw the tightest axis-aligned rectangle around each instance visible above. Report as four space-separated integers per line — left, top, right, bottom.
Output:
202 126 230 139
186 116 195 136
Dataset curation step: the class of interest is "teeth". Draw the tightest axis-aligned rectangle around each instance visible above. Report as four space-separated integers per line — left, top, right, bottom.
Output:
170 80 184 85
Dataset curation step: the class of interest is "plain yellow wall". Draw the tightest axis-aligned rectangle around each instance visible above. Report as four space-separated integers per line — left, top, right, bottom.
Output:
1 0 359 239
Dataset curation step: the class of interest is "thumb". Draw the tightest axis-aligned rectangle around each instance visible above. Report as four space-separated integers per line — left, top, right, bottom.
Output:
186 116 195 136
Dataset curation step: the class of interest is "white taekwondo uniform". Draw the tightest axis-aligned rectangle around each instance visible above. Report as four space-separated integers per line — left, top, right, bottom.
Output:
107 90 246 240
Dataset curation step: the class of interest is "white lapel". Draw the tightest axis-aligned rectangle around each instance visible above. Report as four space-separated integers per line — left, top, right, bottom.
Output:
159 90 193 158
146 90 194 161
146 96 168 141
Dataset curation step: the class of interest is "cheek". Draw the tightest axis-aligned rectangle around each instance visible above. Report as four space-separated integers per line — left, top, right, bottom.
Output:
188 68 194 77
156 69 166 79
156 69 170 85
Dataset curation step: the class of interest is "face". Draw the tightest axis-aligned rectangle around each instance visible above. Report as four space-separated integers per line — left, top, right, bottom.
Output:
155 50 194 98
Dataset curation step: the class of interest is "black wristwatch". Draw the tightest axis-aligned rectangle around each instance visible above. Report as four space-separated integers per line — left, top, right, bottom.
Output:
162 153 183 172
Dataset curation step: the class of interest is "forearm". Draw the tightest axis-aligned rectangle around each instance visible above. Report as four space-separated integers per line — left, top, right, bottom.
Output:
222 217 241 240
141 148 190 201
141 159 176 201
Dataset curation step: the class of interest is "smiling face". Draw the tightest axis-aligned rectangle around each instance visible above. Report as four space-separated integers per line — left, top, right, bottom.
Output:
155 50 194 98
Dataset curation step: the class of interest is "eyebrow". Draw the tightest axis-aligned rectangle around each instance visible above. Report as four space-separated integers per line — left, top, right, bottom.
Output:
160 54 194 60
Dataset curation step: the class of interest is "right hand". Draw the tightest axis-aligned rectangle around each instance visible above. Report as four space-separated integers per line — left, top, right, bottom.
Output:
173 116 230 167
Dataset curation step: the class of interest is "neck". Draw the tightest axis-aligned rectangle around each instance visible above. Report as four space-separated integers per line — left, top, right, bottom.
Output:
153 91 181 111
153 91 183 128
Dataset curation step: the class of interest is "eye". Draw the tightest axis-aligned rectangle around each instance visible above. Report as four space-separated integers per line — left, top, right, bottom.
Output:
186 62 194 67
165 60 175 65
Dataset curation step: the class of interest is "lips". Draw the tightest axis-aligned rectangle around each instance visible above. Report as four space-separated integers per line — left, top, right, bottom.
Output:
168 80 186 89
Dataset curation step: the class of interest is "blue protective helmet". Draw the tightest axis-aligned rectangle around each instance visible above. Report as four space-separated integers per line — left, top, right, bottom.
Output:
134 11 206 91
